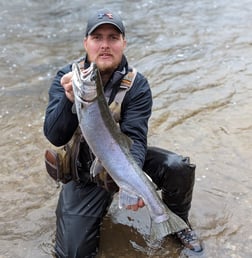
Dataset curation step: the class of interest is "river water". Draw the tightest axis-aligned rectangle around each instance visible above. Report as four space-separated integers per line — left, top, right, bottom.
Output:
0 0 252 257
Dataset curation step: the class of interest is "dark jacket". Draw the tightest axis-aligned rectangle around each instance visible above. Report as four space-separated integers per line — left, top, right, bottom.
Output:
44 55 152 171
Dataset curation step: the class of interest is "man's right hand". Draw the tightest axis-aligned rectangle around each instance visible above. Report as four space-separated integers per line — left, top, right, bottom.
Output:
61 72 74 102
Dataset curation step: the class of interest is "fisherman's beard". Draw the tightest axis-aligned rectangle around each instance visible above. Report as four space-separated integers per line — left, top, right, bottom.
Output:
97 61 118 74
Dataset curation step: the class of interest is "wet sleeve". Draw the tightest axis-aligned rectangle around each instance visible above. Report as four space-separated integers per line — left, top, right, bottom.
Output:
43 64 79 146
120 74 153 168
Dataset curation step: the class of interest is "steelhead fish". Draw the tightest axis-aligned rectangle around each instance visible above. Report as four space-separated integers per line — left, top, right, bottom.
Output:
72 62 188 239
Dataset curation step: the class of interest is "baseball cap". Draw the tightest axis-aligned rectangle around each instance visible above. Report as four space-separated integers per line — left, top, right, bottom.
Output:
85 8 125 36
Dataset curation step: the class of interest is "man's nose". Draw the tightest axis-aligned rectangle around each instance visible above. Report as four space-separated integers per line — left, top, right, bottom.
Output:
100 38 109 48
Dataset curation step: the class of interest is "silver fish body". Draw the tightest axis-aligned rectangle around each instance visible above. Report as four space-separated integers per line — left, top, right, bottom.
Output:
72 62 188 239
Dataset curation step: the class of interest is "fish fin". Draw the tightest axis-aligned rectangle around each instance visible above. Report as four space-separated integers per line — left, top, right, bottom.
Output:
90 158 104 177
118 189 139 209
150 210 188 240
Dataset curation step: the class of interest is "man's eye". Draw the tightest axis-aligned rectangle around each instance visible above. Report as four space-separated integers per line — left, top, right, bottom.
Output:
110 35 119 40
92 35 101 40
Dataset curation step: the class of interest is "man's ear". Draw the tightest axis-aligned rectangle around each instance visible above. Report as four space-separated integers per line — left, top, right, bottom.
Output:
123 38 127 50
83 37 87 51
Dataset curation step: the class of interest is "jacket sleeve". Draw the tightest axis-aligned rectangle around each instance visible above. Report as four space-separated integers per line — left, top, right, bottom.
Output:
43 64 79 146
120 73 152 168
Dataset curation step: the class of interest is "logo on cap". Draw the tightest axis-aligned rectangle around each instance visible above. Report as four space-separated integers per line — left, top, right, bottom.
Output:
98 12 113 19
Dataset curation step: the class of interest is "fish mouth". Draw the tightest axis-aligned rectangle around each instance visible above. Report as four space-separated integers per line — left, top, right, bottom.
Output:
80 63 97 81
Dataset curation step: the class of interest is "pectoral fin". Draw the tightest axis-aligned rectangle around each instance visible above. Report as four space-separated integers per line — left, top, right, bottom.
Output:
90 158 104 177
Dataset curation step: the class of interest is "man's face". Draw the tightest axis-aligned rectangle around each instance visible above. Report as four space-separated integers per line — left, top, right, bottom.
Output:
84 24 126 73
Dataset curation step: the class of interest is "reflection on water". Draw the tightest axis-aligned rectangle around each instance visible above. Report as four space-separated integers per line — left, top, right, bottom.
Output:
1 0 252 257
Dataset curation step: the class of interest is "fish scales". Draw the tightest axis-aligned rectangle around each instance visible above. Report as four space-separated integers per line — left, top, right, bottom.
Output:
72 62 188 239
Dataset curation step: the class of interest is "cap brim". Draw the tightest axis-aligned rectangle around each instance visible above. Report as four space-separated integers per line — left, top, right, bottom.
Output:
87 21 123 35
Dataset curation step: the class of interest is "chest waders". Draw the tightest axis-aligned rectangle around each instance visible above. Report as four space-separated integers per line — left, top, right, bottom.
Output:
48 61 195 258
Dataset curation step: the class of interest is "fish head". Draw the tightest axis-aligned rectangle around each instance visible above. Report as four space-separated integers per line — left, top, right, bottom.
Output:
72 62 98 103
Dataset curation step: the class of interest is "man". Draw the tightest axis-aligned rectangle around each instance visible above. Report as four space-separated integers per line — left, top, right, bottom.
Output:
44 8 203 258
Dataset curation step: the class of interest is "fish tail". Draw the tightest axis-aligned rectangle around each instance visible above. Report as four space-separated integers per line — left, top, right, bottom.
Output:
150 211 188 240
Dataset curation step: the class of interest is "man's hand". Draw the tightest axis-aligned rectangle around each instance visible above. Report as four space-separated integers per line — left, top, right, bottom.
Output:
61 72 74 102
126 198 145 211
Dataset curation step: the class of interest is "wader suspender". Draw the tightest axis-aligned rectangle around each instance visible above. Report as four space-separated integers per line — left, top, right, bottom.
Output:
109 67 137 122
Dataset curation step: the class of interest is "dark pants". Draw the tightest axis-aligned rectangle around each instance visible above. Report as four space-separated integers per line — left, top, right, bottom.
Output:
54 146 195 258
